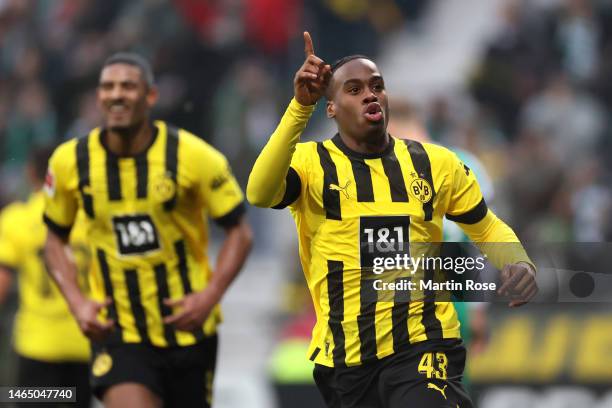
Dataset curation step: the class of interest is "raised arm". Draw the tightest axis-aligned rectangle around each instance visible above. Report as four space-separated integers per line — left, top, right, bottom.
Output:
247 32 331 207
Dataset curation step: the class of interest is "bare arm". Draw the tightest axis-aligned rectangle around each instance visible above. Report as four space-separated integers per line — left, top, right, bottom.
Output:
164 217 253 331
45 230 114 340
0 267 13 306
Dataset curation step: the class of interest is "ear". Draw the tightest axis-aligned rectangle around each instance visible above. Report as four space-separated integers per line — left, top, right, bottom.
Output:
326 100 335 119
146 85 159 107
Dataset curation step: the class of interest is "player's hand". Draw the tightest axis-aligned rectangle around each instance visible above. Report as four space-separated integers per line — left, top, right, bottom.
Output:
498 262 538 307
294 31 331 106
163 289 218 332
74 297 115 341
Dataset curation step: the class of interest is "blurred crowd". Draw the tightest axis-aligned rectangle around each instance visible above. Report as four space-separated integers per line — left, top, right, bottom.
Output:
413 0 612 244
0 0 430 204
0 0 608 238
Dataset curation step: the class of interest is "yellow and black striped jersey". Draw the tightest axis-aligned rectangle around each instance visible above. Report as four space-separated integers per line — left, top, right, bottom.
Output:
277 134 488 367
0 192 90 362
43 121 245 348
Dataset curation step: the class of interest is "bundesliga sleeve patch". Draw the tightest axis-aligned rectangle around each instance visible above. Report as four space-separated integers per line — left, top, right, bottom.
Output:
43 168 55 197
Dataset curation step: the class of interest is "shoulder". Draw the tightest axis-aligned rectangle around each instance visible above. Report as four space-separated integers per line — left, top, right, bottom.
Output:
49 138 80 175
421 142 456 162
169 125 230 171
0 201 27 231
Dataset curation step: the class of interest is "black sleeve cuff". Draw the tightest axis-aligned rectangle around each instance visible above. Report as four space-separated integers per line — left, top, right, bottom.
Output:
43 214 73 241
272 167 302 210
214 201 246 228
445 197 488 224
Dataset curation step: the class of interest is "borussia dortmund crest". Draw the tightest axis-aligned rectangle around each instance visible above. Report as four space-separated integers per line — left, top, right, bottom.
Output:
92 352 113 377
409 178 433 203
152 172 176 203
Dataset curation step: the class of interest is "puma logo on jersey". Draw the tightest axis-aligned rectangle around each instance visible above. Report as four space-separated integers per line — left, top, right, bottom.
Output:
329 180 351 199
427 383 447 400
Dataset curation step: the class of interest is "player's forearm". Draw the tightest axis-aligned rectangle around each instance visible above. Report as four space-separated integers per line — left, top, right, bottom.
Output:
460 210 535 271
247 98 315 207
0 267 13 306
44 231 87 312
204 218 253 302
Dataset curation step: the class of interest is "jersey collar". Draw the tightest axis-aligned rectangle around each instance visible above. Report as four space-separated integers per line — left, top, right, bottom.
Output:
331 133 395 159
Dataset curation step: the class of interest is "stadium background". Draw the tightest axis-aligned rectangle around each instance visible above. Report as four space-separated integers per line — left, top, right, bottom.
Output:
0 0 611 407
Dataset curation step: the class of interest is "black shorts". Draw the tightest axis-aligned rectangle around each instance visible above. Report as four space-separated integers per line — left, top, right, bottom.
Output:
90 335 217 408
313 339 474 408
17 355 91 408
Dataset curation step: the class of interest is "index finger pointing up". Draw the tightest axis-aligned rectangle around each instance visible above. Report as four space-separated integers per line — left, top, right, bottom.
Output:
304 31 315 57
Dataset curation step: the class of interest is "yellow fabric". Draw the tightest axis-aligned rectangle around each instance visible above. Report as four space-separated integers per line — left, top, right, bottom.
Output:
248 101 533 367
44 121 244 347
0 192 90 362
247 98 315 207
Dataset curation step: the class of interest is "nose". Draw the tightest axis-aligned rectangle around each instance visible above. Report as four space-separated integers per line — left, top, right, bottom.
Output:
363 90 378 104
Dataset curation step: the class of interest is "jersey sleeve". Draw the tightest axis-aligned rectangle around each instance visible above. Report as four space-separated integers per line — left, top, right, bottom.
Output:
43 142 79 239
195 142 245 228
272 142 312 210
0 206 21 270
445 151 488 224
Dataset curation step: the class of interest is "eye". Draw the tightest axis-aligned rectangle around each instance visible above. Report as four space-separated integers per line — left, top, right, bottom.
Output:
373 83 384 92
348 87 360 94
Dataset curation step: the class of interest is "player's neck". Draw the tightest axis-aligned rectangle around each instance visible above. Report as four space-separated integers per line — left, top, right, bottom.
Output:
338 130 389 155
105 121 152 157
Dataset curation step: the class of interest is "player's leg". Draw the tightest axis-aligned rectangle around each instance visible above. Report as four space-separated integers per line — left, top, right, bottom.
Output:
164 335 218 408
103 383 162 408
90 343 164 407
379 341 474 408
15 356 65 408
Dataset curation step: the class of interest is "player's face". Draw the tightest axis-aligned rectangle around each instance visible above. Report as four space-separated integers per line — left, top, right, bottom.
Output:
326 59 389 141
97 63 157 132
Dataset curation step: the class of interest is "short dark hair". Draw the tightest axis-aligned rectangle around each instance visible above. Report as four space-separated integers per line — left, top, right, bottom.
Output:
331 54 372 74
326 54 373 100
102 52 155 87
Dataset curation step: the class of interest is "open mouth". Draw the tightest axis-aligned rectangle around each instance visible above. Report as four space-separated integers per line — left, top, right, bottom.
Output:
363 102 383 122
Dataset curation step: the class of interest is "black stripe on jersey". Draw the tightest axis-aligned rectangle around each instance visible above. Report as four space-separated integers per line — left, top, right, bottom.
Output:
317 143 342 220
135 154 148 199
327 260 346 367
421 266 443 340
163 126 179 211
175 240 192 294
381 151 409 202
174 239 205 341
309 347 321 361
106 154 122 201
271 167 301 209
154 264 178 347
350 158 375 202
392 278 410 352
404 140 435 221
124 269 151 343
96 249 122 342
357 275 378 362
446 197 488 224
76 137 95 218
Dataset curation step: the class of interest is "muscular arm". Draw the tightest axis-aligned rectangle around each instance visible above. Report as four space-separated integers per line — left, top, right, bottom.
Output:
0 267 13 306
246 99 314 207
45 230 113 339
44 230 85 312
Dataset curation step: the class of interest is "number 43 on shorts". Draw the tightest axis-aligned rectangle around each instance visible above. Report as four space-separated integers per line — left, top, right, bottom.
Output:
418 352 448 379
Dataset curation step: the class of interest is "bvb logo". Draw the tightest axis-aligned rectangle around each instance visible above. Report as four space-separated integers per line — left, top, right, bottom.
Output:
152 173 176 203
410 178 433 203
92 352 113 377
